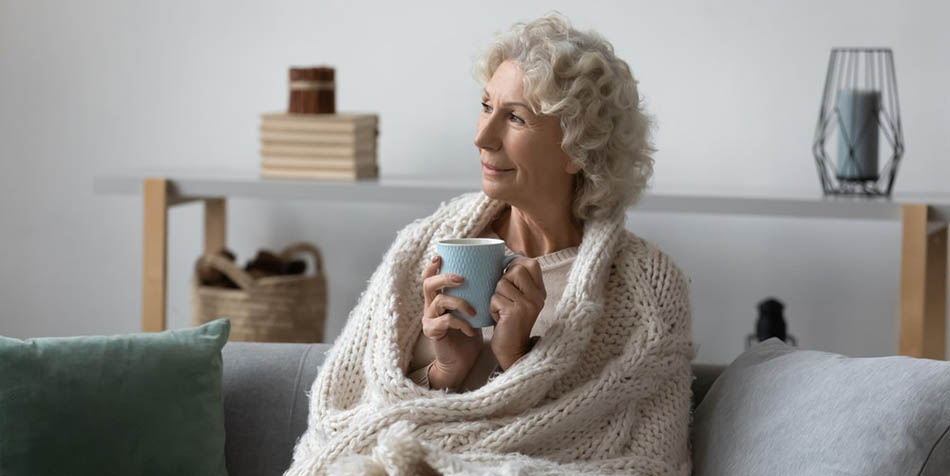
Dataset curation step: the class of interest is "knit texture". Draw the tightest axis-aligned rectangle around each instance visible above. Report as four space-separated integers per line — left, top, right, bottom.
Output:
283 191 697 476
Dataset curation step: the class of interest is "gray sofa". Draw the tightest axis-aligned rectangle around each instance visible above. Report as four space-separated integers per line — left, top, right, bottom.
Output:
220 342 725 476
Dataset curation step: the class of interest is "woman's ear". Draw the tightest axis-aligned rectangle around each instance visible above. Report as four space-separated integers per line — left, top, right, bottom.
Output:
565 159 581 175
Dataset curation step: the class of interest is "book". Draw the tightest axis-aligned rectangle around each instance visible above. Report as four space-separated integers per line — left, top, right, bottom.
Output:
260 112 377 134
260 156 374 170
258 128 376 145
260 163 378 181
260 122 376 134
261 112 377 124
259 143 375 158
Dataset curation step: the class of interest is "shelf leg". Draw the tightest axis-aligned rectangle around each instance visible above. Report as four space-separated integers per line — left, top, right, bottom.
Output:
204 198 226 255
899 204 947 360
143 178 169 332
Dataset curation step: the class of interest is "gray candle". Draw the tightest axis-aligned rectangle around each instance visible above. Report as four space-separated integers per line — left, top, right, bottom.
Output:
836 89 880 181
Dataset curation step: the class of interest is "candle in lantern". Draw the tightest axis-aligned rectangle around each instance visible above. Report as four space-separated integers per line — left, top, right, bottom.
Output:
835 89 880 181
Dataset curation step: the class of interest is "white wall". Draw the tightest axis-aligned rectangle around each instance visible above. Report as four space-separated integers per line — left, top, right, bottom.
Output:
2 0 948 364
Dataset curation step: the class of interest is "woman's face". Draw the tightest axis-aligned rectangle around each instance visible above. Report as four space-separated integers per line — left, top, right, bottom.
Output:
474 60 578 207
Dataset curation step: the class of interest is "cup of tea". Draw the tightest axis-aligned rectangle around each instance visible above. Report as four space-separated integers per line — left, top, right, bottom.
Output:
435 238 523 328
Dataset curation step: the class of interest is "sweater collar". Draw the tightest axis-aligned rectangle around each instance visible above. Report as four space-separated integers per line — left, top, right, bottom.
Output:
454 191 628 314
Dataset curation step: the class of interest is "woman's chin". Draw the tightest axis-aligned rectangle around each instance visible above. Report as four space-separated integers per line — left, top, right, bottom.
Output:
480 178 510 199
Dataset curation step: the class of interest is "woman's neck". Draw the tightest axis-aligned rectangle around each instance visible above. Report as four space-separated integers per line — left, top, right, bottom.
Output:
491 204 582 258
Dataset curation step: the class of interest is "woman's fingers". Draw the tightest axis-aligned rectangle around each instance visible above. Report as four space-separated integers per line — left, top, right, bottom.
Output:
421 259 466 304
420 256 441 303
495 273 545 309
423 312 477 338
506 258 543 292
421 255 440 280
498 260 545 306
489 293 513 323
429 294 477 319
494 277 520 301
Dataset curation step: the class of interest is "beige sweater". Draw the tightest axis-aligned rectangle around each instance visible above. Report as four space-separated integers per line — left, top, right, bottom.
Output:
406 229 579 391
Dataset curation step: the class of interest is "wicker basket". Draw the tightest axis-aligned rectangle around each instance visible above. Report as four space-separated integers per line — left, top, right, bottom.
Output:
191 242 326 343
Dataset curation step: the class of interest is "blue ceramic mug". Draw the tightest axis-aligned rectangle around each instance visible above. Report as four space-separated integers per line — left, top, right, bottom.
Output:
435 238 523 328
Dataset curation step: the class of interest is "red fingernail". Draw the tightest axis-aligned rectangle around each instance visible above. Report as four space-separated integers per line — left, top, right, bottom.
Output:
432 256 439 262
452 275 463 282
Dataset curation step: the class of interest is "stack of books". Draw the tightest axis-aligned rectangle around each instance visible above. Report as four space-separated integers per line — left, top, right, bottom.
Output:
259 112 379 180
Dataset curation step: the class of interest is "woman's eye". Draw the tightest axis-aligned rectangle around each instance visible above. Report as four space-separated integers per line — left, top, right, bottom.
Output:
480 102 523 124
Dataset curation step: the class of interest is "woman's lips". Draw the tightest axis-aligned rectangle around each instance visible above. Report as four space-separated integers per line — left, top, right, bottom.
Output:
481 162 514 175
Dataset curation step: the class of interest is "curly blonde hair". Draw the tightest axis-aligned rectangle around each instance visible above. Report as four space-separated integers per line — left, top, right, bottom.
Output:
473 12 656 222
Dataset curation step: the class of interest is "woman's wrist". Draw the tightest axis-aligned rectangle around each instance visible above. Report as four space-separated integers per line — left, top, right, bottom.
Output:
427 361 464 391
496 354 524 372
496 336 541 372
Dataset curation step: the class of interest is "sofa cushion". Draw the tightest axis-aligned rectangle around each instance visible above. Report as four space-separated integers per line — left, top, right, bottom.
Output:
0 318 230 476
221 342 331 476
692 338 950 476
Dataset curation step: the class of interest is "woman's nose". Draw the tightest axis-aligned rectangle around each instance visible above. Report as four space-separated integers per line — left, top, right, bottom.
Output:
474 116 501 151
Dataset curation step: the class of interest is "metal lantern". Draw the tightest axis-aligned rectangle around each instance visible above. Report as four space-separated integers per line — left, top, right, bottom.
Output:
813 48 904 196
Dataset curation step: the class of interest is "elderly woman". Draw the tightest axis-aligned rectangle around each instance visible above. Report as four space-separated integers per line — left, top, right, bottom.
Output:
285 12 696 476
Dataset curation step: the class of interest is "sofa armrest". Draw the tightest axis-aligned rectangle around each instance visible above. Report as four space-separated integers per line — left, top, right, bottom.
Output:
221 342 331 476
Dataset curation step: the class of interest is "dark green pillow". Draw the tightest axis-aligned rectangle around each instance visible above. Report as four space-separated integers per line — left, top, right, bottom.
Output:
0 318 231 476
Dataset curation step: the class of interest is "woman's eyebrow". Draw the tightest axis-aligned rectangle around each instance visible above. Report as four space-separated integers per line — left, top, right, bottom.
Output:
482 90 532 111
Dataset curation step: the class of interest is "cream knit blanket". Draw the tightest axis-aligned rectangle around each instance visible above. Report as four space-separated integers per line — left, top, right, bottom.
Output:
283 191 696 476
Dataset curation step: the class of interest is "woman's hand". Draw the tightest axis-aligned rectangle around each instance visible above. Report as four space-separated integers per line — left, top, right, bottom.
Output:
420 255 484 389
489 257 546 370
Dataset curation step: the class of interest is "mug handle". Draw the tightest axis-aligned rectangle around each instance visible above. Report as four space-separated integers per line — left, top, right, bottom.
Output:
502 253 524 274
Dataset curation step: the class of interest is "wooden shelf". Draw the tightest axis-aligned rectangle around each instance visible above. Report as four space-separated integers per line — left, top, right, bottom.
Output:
93 168 950 360
94 168 950 221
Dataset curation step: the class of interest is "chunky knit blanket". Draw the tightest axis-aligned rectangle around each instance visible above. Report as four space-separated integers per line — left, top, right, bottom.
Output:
283 191 696 476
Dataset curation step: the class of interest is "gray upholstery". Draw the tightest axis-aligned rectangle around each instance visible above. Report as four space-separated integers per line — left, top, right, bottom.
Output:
692 338 950 476
220 341 723 476
691 363 723 407
221 342 330 476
